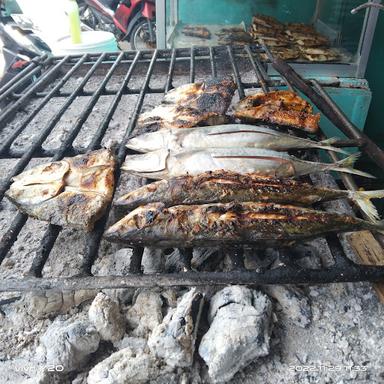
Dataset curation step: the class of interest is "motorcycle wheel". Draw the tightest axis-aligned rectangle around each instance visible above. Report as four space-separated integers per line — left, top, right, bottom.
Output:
130 19 156 50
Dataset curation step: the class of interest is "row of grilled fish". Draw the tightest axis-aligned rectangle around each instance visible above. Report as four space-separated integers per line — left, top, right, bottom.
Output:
4 78 383 249
138 77 320 133
5 153 384 245
111 78 382 247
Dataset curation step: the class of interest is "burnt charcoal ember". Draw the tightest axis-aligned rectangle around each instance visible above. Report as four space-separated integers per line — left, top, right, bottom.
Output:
88 292 125 342
199 286 272 383
244 248 278 270
191 247 219 269
164 248 192 272
291 244 322 269
263 285 312 328
142 247 165 274
148 288 204 368
40 318 100 373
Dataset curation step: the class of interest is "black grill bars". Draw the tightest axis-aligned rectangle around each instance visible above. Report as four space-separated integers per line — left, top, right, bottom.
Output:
0 45 384 292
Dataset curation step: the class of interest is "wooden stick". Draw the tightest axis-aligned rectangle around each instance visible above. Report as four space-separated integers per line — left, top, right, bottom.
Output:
347 231 384 303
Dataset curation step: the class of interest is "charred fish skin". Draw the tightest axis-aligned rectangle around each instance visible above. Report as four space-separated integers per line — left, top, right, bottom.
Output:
234 90 320 133
137 77 237 131
104 202 383 248
114 171 346 211
6 149 116 231
115 171 384 222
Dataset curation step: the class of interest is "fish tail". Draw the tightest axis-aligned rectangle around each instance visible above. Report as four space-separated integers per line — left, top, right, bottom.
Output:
324 153 376 179
362 219 384 234
318 138 349 154
348 189 384 222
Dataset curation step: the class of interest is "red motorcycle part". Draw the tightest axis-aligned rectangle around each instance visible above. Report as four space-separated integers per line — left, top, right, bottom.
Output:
142 1 155 19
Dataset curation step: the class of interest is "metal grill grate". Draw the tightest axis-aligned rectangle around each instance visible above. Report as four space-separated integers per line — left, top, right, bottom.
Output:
0 45 384 292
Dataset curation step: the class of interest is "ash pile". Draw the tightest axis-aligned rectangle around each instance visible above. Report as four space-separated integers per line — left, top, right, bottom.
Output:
0 244 383 384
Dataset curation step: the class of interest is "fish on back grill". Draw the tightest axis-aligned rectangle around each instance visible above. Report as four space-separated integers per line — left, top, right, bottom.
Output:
137 77 237 131
114 171 384 222
6 149 115 231
234 90 320 133
126 124 348 154
182 25 211 39
121 148 372 180
104 202 384 248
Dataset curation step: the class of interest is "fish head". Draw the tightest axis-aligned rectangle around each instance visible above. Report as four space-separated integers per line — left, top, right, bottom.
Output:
126 130 173 153
121 149 170 178
104 203 165 245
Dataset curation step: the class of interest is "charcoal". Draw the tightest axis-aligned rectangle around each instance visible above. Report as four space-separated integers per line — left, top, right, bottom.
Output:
40 318 100 373
263 285 312 328
126 290 163 337
88 292 125 342
199 287 272 383
148 288 204 368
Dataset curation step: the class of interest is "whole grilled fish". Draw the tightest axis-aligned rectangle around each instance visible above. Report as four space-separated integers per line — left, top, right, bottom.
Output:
126 124 348 154
6 149 115 231
137 78 236 131
104 202 384 248
121 148 373 180
115 171 384 222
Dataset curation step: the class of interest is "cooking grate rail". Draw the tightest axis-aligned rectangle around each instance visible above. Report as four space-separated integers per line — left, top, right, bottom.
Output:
0 46 384 291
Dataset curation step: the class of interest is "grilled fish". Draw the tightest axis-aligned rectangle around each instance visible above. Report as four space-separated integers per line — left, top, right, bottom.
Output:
104 202 384 248
234 90 320 133
251 14 285 31
260 47 301 61
121 148 373 180
126 124 348 154
182 25 211 39
137 78 237 131
298 47 340 62
114 171 384 222
6 149 115 231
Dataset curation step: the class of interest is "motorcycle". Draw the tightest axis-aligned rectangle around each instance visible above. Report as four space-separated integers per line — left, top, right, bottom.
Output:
0 1 51 90
79 0 156 49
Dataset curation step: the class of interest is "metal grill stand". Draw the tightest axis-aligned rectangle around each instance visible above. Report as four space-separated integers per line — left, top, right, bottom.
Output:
1 46 384 292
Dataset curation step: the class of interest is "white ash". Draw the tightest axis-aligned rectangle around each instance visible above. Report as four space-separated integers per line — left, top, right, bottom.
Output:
113 335 147 351
263 285 312 328
92 248 134 276
87 345 160 384
207 285 254 323
88 292 125 342
126 290 163 338
148 288 204 368
199 286 273 383
40 316 100 372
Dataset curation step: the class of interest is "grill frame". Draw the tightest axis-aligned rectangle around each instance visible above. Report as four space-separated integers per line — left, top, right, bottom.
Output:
0 45 384 292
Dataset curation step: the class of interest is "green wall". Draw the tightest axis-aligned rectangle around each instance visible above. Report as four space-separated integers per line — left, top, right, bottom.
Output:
177 0 316 25
364 13 384 150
